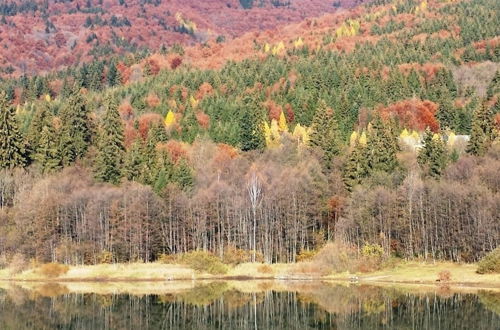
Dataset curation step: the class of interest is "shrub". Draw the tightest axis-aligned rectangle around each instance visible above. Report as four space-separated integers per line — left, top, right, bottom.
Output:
477 247 500 274
361 244 384 258
8 253 28 275
257 264 274 274
158 253 177 264
310 242 358 273
222 246 262 265
36 263 70 278
97 250 113 264
296 249 318 262
437 270 452 282
177 251 228 275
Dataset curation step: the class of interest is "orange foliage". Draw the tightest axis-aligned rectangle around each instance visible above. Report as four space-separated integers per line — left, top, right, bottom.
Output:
145 93 161 108
264 100 283 121
116 62 131 84
170 56 183 70
196 82 214 100
119 101 134 121
196 111 210 129
159 140 188 163
137 113 163 139
398 62 444 81
494 113 500 131
284 104 295 123
124 123 139 147
378 99 439 132
212 144 239 172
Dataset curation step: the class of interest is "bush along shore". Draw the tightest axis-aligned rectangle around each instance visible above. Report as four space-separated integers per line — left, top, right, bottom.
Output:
0 244 498 287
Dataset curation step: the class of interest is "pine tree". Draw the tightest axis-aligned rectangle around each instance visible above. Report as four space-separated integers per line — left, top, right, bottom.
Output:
466 102 493 156
27 102 50 154
309 100 342 168
59 87 92 165
94 95 125 184
240 96 265 151
436 88 457 130
173 158 194 191
486 70 499 99
107 62 119 87
343 141 368 191
123 138 145 181
152 149 174 194
0 92 26 169
34 123 61 173
366 116 398 174
417 128 447 178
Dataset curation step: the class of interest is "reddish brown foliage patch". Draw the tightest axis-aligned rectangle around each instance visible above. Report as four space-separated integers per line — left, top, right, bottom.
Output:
378 99 440 132
195 111 210 129
137 113 163 139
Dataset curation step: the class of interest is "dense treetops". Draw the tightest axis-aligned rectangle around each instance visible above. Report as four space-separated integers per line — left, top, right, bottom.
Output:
0 0 498 264
0 0 361 76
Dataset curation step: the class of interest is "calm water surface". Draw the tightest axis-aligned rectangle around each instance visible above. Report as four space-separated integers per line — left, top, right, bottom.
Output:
0 281 498 329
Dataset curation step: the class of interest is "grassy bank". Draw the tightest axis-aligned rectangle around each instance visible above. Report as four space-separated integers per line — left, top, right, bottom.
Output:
0 260 498 288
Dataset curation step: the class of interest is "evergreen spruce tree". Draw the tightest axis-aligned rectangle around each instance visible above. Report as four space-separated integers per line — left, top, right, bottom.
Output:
309 100 342 168
343 141 369 191
239 96 265 151
59 87 92 165
417 128 447 178
486 70 499 99
436 88 457 130
149 122 169 143
173 158 194 191
123 138 145 181
0 92 26 169
152 150 174 194
107 62 119 87
94 95 125 184
466 102 493 156
34 123 62 173
366 116 398 174
27 103 49 151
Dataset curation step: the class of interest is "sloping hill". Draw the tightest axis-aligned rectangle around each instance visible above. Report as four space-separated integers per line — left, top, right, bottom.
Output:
0 0 366 76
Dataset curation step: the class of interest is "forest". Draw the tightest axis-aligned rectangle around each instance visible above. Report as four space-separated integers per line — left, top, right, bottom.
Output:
0 0 498 266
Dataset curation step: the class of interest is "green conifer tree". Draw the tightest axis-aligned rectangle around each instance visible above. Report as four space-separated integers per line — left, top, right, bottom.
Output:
240 96 265 151
366 116 398 174
173 158 194 191
94 95 125 184
343 142 368 191
466 102 493 156
123 138 145 181
59 87 92 165
309 100 342 168
417 128 447 178
0 92 26 169
34 123 62 173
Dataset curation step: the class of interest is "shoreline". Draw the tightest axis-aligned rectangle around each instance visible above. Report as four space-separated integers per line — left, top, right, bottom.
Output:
0 261 498 289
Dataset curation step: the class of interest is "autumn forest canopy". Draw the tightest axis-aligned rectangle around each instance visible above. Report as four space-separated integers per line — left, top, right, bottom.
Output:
0 0 499 266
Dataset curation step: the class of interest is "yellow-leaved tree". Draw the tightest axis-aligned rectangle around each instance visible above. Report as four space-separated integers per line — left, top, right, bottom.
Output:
294 38 304 49
164 110 175 127
447 132 456 147
278 111 288 132
292 124 309 145
349 131 358 146
190 96 199 109
359 131 368 145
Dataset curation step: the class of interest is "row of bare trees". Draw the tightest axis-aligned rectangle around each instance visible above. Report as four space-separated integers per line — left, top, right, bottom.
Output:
0 139 498 264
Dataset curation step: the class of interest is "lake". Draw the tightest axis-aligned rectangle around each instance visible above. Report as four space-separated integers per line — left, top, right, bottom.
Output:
0 281 498 329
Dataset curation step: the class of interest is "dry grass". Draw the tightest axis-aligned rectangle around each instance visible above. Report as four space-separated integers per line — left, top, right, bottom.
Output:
327 261 500 287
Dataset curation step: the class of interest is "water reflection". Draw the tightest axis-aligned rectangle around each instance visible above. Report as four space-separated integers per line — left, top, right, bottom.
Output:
0 281 498 329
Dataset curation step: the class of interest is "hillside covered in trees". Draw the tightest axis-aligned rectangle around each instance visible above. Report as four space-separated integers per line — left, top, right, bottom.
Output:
0 0 364 76
0 0 499 267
